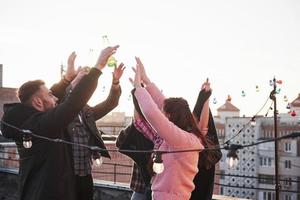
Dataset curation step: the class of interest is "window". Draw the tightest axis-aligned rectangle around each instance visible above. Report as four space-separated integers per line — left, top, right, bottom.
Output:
284 160 291 169
259 174 275 184
263 191 275 200
260 157 273 167
284 194 291 200
284 178 292 186
284 142 292 152
220 187 224 195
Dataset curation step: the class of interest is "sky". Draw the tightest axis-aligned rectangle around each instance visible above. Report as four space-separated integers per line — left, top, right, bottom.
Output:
0 0 300 117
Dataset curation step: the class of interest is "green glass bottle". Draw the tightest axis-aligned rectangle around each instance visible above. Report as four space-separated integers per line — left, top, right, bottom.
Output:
102 35 117 67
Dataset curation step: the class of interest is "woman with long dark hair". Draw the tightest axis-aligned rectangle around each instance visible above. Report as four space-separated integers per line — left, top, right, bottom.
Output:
130 57 210 200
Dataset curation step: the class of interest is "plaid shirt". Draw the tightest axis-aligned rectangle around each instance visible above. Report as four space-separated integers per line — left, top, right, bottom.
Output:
130 163 146 193
69 113 92 176
134 119 163 149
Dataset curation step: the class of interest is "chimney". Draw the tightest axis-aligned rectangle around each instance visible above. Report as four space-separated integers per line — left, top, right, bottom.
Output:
0 64 2 88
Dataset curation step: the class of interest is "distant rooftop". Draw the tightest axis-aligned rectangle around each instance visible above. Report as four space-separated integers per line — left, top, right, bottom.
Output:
291 93 300 107
217 95 240 112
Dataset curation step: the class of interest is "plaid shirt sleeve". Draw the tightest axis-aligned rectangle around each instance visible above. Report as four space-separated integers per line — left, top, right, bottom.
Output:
133 119 156 142
130 163 146 193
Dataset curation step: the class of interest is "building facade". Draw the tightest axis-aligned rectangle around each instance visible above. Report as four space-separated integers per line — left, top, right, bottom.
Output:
217 95 300 200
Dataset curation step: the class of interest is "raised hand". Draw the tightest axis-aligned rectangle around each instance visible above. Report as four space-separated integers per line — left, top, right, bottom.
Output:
135 57 150 85
129 62 142 88
70 67 89 88
65 51 77 81
201 78 212 92
95 45 119 71
113 63 126 82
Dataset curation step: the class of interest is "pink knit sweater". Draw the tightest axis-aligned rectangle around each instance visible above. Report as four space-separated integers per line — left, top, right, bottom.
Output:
134 83 204 200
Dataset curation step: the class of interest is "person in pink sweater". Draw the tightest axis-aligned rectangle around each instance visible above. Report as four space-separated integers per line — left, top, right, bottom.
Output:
130 57 211 200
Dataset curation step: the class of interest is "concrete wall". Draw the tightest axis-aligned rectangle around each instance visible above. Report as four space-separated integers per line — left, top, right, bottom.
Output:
0 168 132 200
0 168 248 200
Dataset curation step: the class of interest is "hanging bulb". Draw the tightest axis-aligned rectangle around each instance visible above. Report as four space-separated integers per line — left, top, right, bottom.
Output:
213 98 217 104
102 35 117 67
226 149 239 169
291 110 297 117
153 152 164 174
255 85 259 92
269 80 274 86
241 90 246 97
283 95 288 102
286 103 291 110
276 88 281 94
250 117 256 127
94 157 103 166
22 135 32 149
276 80 283 84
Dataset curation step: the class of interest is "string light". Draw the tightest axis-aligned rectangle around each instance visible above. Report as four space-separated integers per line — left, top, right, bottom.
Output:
276 80 283 84
241 90 246 97
213 97 217 104
276 88 281 94
291 110 297 117
94 157 103 166
269 80 274 86
226 152 238 169
286 103 291 110
250 117 256 127
152 152 164 174
22 133 32 149
1 120 300 175
224 144 242 169
255 85 260 92
283 95 288 102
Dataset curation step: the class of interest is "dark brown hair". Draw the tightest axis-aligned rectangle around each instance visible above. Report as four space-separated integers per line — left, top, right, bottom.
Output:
17 80 45 104
163 97 200 137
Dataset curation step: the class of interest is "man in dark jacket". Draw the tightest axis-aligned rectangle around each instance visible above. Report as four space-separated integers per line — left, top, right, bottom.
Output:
0 45 119 200
61 54 125 200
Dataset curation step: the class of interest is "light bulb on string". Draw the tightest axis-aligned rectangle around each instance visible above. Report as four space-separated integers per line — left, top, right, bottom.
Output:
226 149 239 169
291 110 297 117
283 95 288 102
276 80 283 84
276 88 281 94
153 152 164 174
286 103 291 110
213 98 217 104
255 85 259 92
94 157 103 166
269 80 274 86
250 117 256 127
241 90 246 97
22 135 32 149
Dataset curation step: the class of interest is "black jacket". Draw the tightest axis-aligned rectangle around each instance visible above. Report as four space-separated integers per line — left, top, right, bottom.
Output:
190 89 222 200
1 68 102 200
116 88 154 185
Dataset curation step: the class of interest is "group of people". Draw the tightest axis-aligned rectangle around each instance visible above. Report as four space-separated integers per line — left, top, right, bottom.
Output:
1 45 221 200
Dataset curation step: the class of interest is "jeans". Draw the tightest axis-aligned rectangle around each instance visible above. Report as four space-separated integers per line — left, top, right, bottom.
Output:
131 192 147 200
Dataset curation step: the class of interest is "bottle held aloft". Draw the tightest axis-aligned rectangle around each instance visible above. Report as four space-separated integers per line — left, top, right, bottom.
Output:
102 35 117 67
